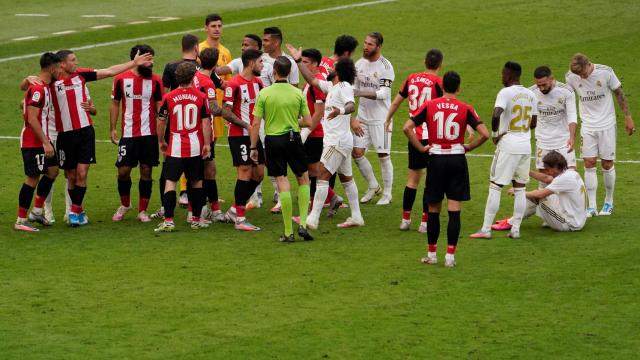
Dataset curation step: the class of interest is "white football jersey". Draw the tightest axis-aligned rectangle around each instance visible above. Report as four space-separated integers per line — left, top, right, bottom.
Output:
494 85 538 154
546 169 587 230
565 64 621 131
530 81 577 150
354 55 395 123
318 80 355 147
227 57 273 86
261 53 298 86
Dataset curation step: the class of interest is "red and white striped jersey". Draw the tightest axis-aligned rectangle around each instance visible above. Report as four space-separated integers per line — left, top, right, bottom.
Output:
318 56 335 80
303 73 326 138
21 83 52 148
223 74 263 137
192 71 217 136
111 70 163 138
159 87 210 158
398 72 443 140
52 69 97 132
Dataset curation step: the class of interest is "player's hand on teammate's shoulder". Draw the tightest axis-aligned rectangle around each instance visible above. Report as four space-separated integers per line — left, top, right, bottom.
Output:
26 75 42 86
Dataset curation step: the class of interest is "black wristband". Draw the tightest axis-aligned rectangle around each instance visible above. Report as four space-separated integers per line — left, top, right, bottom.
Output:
295 57 302 63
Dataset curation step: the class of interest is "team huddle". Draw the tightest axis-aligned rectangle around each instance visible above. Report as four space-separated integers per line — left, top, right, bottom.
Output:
15 14 635 267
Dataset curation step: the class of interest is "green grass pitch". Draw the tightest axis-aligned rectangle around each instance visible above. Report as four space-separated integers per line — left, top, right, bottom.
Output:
1 0 640 358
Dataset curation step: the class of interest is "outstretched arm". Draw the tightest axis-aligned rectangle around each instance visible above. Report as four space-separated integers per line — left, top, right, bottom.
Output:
285 44 320 89
95 51 153 80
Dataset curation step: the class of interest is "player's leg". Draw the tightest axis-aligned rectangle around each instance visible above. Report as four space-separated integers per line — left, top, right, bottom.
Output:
421 155 445 264
113 165 133 221
581 128 599 216
203 156 224 222
508 154 531 239
28 164 58 226
401 169 422 230
178 174 188 208
338 156 364 228
441 155 470 266
422 201 441 265
287 136 312 240
308 145 341 229
136 135 158 222
373 123 393 205
599 126 616 215
155 157 181 232
353 124 381 203
471 151 512 238
70 127 96 226
44 140 57 224
187 156 207 229
16 175 40 232
444 200 461 268
538 195 571 232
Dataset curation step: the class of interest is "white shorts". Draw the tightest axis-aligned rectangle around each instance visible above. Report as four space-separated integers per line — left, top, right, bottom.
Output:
537 195 575 232
490 150 530 185
321 145 353 176
535 145 577 169
353 121 391 154
580 126 616 160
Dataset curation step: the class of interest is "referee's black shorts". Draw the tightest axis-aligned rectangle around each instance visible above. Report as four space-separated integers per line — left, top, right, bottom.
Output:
265 131 308 177
425 154 470 203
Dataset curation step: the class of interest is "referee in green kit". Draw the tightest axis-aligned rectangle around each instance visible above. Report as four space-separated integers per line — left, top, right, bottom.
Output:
250 56 316 242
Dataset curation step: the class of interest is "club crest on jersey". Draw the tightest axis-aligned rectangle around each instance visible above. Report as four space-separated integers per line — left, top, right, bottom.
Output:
596 80 602 87
558 98 564 105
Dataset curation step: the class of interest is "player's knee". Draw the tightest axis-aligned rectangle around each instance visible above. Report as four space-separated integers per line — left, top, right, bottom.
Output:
25 176 39 187
583 157 597 168
601 159 614 170
352 149 365 158
339 174 352 183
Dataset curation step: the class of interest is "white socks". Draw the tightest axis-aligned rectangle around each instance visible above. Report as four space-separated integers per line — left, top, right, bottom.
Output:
379 155 393 196
342 179 362 219
481 183 502 232
584 167 597 209
309 180 328 221
354 156 379 189
602 167 615 205
511 188 526 232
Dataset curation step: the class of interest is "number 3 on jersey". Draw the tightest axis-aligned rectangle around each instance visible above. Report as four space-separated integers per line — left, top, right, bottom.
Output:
434 111 460 140
173 103 199 130
509 105 532 131
408 85 432 111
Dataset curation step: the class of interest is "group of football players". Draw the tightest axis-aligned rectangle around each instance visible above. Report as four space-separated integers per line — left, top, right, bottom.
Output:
15 13 634 267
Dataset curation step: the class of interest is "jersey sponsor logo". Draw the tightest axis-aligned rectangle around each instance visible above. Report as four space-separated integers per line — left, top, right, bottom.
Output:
125 91 145 100
31 91 41 102
56 83 82 92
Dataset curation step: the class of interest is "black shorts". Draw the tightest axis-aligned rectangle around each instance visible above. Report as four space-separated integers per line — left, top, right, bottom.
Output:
163 156 204 182
204 141 216 161
265 132 308 177
408 140 429 170
57 126 96 170
426 154 470 203
22 146 58 177
304 137 323 164
115 135 159 168
229 136 264 166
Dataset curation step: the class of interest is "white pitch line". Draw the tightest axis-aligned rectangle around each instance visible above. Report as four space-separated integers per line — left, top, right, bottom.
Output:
128 21 150 25
15 13 49 17
0 0 396 64
13 36 38 41
90 25 115 29
52 30 77 35
81 14 116 18
1 136 639 164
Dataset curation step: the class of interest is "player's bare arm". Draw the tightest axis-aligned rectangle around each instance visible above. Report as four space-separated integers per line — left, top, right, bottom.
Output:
492 107 504 144
249 116 262 163
215 65 232 76
201 116 213 159
109 99 120 145
525 187 553 201
307 102 325 132
27 105 54 158
327 101 355 120
156 115 168 153
222 103 250 129
613 87 635 135
567 122 577 152
403 119 429 153
299 114 313 129
286 44 320 89
208 100 222 117
384 94 404 132
354 81 392 101
95 51 153 80
464 123 490 152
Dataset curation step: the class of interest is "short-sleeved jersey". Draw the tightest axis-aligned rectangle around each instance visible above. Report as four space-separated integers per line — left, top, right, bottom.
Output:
303 73 327 138
565 64 621 131
354 56 395 123
227 57 274 86
253 81 309 136
318 57 335 80
494 85 538 154
262 53 299 85
223 74 264 137
21 84 53 148
546 169 587 230
192 71 217 103
399 72 443 140
317 80 355 147
158 87 210 158
52 70 98 132
111 70 163 138
412 97 481 155
530 82 577 150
